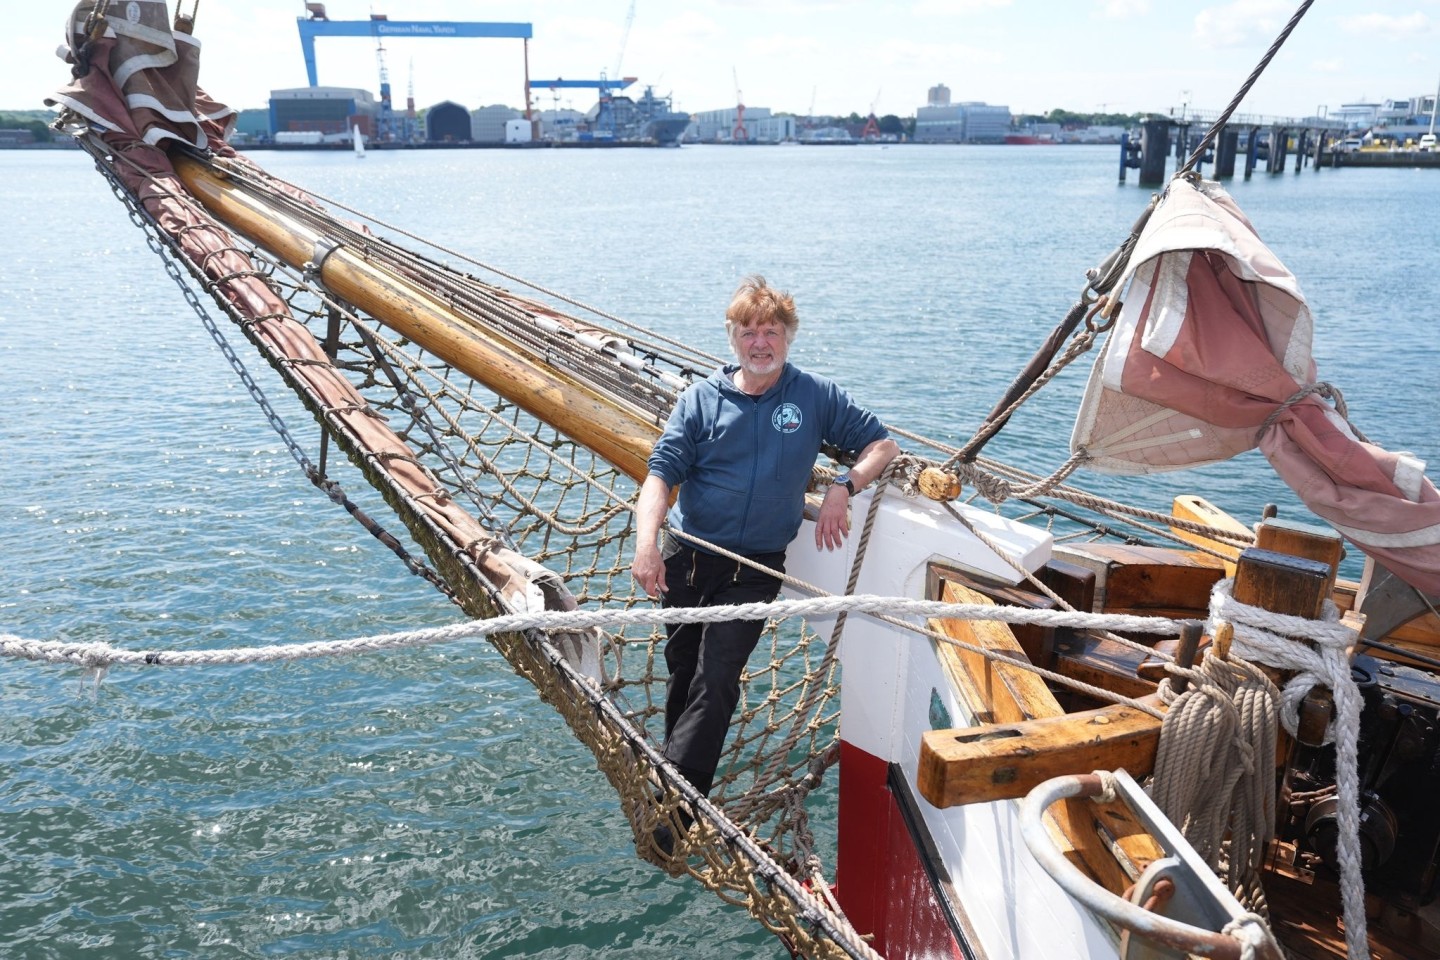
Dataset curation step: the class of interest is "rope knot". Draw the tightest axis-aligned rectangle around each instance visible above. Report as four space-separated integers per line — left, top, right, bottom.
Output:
1088 770 1118 804
1222 912 1272 960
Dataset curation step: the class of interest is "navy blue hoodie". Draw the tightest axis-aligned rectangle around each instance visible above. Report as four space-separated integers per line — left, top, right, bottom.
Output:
647 362 889 555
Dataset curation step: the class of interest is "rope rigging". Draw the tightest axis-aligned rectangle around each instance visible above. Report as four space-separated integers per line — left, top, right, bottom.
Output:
35 5 1360 952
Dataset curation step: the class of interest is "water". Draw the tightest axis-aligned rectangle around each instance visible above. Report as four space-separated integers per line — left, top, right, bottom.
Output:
2 143 1437 959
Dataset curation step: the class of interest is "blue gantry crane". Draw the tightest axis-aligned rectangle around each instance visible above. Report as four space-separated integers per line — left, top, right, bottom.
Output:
296 4 534 140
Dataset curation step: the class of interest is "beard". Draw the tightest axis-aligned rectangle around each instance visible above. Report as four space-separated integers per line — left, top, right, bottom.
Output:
739 351 781 377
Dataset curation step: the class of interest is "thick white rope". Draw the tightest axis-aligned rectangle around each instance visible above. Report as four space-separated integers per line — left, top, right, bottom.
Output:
2 594 1191 671
1209 581 1368 960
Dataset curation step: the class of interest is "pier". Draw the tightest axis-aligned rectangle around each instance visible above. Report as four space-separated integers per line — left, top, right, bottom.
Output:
1118 109 1347 186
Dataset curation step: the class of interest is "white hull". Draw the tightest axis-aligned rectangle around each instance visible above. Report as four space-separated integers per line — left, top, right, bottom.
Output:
788 492 1118 958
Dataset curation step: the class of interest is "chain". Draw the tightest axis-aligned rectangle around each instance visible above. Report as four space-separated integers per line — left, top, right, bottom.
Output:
86 139 454 598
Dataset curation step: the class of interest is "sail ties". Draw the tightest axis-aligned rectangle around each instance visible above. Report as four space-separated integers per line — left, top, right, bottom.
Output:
1254 380 1368 446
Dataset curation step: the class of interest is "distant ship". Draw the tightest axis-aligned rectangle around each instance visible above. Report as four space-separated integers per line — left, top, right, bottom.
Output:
1004 133 1056 145
587 86 691 145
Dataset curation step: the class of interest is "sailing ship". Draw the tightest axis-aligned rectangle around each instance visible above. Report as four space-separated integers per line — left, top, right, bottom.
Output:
28 3 1440 959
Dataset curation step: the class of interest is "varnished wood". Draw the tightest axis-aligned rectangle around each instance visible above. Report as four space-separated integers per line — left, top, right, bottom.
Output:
1233 548 1331 621
927 563 1064 670
1170 494 1252 576
1054 543 1225 617
173 156 661 483
917 697 1162 807
931 581 1062 725
1051 635 1158 702
1263 842 1428 959
916 466 962 501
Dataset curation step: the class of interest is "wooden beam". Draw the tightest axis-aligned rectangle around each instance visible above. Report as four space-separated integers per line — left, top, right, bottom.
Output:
1233 548 1331 621
1256 518 1344 584
1055 543 1225 617
917 697 1162 807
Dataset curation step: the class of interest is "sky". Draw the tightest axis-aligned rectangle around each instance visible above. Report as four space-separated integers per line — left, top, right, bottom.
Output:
11 1 1440 120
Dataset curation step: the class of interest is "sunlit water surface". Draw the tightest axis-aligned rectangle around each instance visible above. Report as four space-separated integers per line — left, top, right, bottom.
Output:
2 143 1437 958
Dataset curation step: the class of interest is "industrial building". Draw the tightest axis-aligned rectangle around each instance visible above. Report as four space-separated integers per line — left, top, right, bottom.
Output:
691 106 792 143
269 86 379 143
913 83 1011 143
471 104 523 143
425 101 471 142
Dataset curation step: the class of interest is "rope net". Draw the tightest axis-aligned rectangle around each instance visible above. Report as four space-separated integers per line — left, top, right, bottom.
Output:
67 133 1265 959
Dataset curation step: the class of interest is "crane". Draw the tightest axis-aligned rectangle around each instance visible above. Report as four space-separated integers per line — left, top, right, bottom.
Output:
732 67 748 141
860 88 881 140
374 32 393 142
405 56 416 142
613 0 636 79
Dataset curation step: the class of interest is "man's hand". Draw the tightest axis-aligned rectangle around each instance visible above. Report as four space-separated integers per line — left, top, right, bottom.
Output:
815 485 851 551
632 474 673 598
631 542 668 598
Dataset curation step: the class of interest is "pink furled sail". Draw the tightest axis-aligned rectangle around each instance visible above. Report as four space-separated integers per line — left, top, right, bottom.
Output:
1072 177 1440 595
49 0 233 151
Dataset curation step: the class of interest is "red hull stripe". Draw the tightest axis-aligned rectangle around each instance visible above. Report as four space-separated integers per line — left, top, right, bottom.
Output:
835 740 968 959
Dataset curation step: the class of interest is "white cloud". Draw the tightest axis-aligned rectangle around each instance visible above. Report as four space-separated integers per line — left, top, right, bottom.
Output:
1194 1 1295 49
1095 0 1150 19
910 0 1011 15
1337 12 1434 38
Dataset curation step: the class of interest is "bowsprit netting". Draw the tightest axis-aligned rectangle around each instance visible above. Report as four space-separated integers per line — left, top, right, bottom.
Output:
66 133 1271 959
74 134 883 959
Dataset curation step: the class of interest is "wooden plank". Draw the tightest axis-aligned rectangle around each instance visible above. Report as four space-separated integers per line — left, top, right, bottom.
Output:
1050 634 1157 703
917 698 1162 807
932 581 1062 725
929 563 1065 669
1171 494 1252 576
921 579 1168 899
1263 842 1426 959
1331 580 1440 650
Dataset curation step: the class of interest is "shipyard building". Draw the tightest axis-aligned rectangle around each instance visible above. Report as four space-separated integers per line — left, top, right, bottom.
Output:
691 107 794 143
913 83 1010 143
269 86 378 143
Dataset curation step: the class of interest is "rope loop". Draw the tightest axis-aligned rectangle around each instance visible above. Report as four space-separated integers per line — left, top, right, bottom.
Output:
1254 380 1369 446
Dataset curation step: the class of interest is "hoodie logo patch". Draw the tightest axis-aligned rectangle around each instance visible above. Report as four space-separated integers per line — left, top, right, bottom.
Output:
771 403 802 434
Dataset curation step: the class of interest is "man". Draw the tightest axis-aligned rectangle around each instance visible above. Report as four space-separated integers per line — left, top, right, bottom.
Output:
631 275 900 804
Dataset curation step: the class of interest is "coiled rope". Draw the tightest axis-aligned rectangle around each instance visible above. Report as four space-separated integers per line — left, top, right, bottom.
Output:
1210 581 1368 960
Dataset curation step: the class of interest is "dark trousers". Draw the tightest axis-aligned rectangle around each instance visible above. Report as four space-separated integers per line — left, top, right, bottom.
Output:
660 542 785 796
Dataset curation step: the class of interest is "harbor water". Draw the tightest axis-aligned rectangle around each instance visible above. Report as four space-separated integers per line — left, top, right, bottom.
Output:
2 143 1437 959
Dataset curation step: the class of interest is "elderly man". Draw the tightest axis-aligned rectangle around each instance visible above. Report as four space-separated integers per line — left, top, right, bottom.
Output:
631 275 899 803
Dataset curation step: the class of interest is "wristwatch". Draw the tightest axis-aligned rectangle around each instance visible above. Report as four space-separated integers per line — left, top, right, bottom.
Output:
833 474 856 496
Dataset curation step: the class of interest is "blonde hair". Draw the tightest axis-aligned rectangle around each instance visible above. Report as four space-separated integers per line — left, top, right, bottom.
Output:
724 275 798 344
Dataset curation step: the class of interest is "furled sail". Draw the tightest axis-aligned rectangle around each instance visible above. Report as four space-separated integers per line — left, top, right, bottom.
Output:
49 0 232 149
1072 177 1440 594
